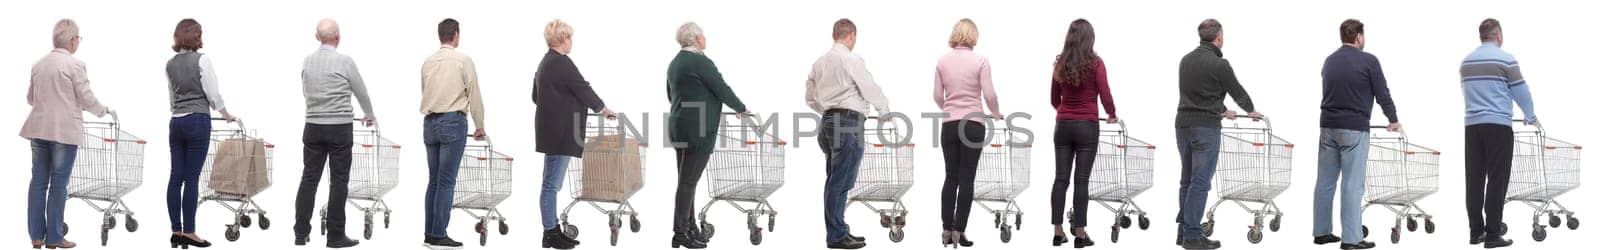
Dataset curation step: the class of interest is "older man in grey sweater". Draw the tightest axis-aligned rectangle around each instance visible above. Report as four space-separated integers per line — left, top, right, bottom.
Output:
293 19 374 248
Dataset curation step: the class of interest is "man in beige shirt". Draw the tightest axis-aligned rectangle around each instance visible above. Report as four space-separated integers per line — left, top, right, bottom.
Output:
21 19 113 249
418 18 482 250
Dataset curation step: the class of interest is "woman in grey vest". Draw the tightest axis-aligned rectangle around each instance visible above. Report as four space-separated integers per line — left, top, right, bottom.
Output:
165 18 233 249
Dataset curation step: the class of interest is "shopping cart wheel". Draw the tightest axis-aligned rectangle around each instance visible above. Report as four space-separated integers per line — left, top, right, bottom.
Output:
1390 227 1400 244
105 215 117 230
562 223 580 238
895 215 907 227
363 223 373 240
259 215 271 230
1246 228 1263 244
1000 224 1013 243
239 215 253 228
1269 215 1282 232
750 230 763 245
1110 226 1121 243
1016 214 1023 230
700 222 716 240
225 226 241 242
1424 219 1436 234
1497 222 1508 236
1532 226 1547 242
1407 218 1419 232
630 215 642 233
1119 215 1132 229
880 214 892 228
1362 226 1369 238
889 227 905 243
99 228 108 246
1550 215 1562 229
1567 216 1579 230
479 230 488 246
62 223 69 236
383 212 391 228
609 226 620 246
320 217 327 235
126 216 139 232
1201 220 1214 237
1138 216 1151 230
499 221 510 235
768 215 776 232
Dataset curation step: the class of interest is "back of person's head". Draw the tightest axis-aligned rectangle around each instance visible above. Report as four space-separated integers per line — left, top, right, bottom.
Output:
316 19 340 44
1479 18 1501 42
1198 19 1223 43
438 18 460 43
676 22 702 48
1339 19 1363 44
53 19 78 50
832 18 856 40
1055 18 1099 85
948 18 979 48
544 19 573 48
172 18 203 52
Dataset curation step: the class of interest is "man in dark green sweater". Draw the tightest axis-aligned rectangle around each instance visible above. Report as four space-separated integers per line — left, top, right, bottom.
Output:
1173 18 1261 250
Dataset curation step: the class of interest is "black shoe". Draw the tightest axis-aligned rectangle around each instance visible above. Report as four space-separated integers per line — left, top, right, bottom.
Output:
1340 241 1375 249
957 234 973 247
544 229 577 249
426 236 464 248
1314 234 1342 245
183 236 212 248
325 237 359 248
1470 233 1485 245
1073 237 1095 248
1053 235 1070 246
1180 238 1221 250
827 237 867 249
170 235 186 249
1482 238 1513 249
850 234 865 243
294 236 309 246
671 232 706 249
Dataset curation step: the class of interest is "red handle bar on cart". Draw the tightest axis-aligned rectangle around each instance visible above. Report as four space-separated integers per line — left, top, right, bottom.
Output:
1512 119 1582 150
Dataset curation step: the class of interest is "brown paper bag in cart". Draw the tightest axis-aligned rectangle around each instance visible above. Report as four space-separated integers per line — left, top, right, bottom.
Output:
579 134 643 201
208 138 269 196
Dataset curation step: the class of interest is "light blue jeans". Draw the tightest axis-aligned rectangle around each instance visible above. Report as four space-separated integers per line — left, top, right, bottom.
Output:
1312 128 1369 244
28 139 77 244
541 155 574 230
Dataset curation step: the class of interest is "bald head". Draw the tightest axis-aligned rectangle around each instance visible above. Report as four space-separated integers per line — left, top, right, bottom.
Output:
316 19 340 47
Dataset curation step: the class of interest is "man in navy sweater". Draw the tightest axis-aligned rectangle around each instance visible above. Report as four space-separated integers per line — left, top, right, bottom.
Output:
1311 19 1398 250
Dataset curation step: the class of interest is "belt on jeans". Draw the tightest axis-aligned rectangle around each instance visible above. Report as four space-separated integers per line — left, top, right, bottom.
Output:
426 111 464 118
823 109 862 118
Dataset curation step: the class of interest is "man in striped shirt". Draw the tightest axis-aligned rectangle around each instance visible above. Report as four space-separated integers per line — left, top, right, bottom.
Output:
1459 18 1535 249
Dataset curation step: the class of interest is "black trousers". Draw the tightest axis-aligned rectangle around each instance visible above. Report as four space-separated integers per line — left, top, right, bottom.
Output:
294 123 354 238
672 148 712 233
940 121 986 231
1051 120 1099 227
1465 124 1514 238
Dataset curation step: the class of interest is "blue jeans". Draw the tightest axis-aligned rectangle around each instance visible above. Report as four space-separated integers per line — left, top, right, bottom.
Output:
541 155 573 230
818 112 864 242
423 112 468 238
168 113 211 233
1312 128 1369 243
28 139 77 244
1175 127 1221 240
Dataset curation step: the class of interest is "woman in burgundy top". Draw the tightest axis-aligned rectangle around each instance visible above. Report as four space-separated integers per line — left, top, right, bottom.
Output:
1049 19 1117 248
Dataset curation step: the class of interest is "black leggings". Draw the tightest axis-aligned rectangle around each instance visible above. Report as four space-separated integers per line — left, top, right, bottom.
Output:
1051 120 1098 227
940 120 986 231
673 149 712 234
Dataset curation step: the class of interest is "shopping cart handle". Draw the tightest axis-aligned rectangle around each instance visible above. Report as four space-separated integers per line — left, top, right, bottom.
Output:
1100 117 1128 134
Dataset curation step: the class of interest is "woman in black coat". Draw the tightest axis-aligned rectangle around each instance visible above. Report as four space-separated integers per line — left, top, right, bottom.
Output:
531 20 613 249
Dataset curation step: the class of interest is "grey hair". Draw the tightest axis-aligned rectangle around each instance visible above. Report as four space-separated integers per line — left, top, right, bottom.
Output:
316 19 340 43
676 22 702 48
53 19 79 49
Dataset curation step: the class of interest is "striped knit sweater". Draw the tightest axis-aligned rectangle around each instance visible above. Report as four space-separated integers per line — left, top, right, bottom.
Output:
1459 42 1536 126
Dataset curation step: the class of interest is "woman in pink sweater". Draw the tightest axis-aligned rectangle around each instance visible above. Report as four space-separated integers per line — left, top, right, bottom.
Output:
1049 19 1118 248
933 18 1001 249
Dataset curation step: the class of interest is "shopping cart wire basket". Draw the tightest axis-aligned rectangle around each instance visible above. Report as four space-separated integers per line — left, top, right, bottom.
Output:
1072 118 1155 243
848 116 914 243
1503 119 1582 242
67 114 146 246
319 119 401 240
455 137 513 246
1203 114 1291 244
560 113 647 246
698 112 785 245
974 122 1030 243
197 118 275 242
1361 126 1440 244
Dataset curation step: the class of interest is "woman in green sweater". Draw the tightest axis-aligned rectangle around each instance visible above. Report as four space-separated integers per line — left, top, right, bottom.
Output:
665 21 749 249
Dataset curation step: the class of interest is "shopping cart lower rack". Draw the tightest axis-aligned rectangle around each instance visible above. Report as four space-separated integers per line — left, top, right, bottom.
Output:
1203 115 1292 244
560 114 647 246
1361 126 1440 244
848 117 914 243
975 123 1030 243
455 138 513 246
699 113 785 245
1501 120 1582 242
66 115 146 246
198 119 275 242
319 121 400 240
1069 119 1155 243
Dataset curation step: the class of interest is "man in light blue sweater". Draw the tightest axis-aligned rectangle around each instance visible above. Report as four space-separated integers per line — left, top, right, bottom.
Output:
1458 18 1534 249
293 19 374 249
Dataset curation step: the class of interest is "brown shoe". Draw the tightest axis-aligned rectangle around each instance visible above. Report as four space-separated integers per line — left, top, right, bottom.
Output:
44 240 75 249
31 240 43 249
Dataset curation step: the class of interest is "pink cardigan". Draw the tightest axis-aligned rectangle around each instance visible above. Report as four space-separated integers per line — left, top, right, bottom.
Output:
933 47 1001 122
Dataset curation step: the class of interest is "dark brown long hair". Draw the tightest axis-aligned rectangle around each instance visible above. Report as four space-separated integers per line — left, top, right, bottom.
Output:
1053 19 1098 86
172 19 203 52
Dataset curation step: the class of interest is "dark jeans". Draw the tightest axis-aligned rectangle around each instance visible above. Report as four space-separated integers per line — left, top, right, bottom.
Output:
940 120 985 232
672 149 711 234
28 139 77 244
423 112 467 238
819 111 864 241
294 123 354 238
1051 120 1098 227
1174 126 1221 240
1465 124 1513 238
168 113 211 233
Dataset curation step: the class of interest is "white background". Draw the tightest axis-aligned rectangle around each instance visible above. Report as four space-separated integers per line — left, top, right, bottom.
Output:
1 0 1594 249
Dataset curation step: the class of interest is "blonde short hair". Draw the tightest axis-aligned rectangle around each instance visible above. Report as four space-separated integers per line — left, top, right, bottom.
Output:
544 19 573 48
948 18 978 48
53 19 79 49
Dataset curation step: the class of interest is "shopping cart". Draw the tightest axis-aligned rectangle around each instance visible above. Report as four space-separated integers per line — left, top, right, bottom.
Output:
974 122 1030 243
1202 114 1291 244
1502 119 1582 242
66 114 145 246
198 118 275 242
318 120 400 240
1361 126 1439 244
698 112 785 245
559 114 647 246
455 138 513 246
1067 118 1155 243
848 116 914 243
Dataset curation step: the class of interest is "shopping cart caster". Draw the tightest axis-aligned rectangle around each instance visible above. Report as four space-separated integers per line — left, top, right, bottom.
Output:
999 224 1013 243
896 214 908 227
994 214 1003 229
1110 225 1121 243
363 223 373 240
320 218 327 235
1269 215 1282 232
62 223 69 236
1424 219 1436 234
1119 215 1132 229
609 226 620 246
1390 227 1401 244
1201 220 1214 237
1016 214 1024 230
631 215 642 233
1138 215 1150 230
99 228 108 246
768 215 777 232
239 214 253 228
474 221 488 246
224 226 241 242
1246 228 1263 244
889 227 905 243
126 215 139 232
1362 225 1369 238
104 215 117 230
1532 225 1547 242
750 230 763 245
1498 222 1508 236
383 212 391 228
562 223 580 238
499 221 510 235
1550 214 1562 229
880 214 892 228
700 222 716 240
1568 216 1579 230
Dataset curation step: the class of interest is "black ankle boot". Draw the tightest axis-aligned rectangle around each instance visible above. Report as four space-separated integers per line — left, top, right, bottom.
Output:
544 229 576 249
671 232 706 249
